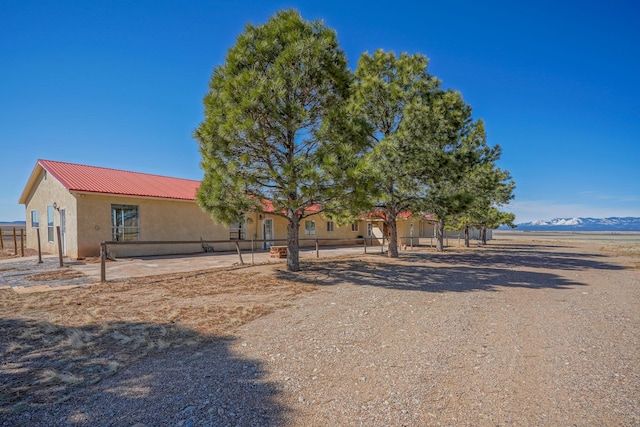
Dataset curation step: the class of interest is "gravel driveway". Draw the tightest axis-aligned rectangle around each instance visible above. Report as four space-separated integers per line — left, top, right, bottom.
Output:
3 238 639 426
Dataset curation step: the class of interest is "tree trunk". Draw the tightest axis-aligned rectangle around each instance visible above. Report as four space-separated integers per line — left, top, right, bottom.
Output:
464 225 470 248
435 219 445 252
286 213 300 272
387 214 399 258
481 227 487 245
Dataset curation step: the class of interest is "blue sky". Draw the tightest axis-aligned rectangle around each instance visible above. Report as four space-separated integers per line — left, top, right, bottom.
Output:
1 0 638 223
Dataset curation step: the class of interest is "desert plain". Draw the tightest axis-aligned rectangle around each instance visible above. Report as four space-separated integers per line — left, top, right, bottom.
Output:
1 232 639 426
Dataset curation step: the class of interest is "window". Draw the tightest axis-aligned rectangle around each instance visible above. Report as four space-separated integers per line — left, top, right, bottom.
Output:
47 206 54 242
326 221 334 232
31 210 39 228
229 221 246 240
305 220 316 236
367 223 373 237
351 223 359 232
111 204 139 241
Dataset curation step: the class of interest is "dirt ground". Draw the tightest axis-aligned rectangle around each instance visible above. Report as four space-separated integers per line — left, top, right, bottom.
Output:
1 267 317 409
1 235 639 426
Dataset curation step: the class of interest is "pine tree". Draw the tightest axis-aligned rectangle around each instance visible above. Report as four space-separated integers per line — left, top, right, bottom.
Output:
194 10 352 271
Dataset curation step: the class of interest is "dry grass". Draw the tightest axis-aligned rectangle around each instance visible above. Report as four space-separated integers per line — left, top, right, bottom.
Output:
598 243 640 270
600 243 640 257
0 265 317 411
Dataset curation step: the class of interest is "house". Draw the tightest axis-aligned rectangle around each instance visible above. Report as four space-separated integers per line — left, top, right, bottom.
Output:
360 211 436 247
243 202 437 249
18 159 438 259
18 159 233 259
245 203 370 250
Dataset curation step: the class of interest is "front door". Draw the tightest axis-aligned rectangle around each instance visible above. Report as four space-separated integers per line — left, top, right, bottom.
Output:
263 218 274 249
59 209 67 256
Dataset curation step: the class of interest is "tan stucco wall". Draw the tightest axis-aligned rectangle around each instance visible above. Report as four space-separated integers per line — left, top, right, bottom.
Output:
245 212 367 247
362 218 435 247
23 169 79 258
76 194 231 257
299 213 365 246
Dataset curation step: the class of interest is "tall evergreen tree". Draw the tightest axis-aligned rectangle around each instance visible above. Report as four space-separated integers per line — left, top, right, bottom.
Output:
194 10 352 271
449 147 516 247
348 50 460 257
425 118 509 251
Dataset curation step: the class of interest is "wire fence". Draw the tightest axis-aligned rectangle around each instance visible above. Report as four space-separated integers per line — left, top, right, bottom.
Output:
0 226 26 257
97 235 450 283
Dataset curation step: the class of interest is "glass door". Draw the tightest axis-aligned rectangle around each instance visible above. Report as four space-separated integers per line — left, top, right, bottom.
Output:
263 218 274 249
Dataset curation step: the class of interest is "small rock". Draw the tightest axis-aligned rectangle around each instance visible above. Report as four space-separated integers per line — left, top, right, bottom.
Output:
359 376 367 382
298 396 305 403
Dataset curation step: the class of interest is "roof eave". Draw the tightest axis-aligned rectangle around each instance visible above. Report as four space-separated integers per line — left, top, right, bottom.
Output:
71 190 197 202
18 160 46 205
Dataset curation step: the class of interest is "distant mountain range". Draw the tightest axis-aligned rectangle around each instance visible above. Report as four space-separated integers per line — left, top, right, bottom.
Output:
510 217 640 231
0 220 26 226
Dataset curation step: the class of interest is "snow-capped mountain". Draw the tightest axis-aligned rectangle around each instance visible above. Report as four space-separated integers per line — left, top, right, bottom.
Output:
513 217 640 231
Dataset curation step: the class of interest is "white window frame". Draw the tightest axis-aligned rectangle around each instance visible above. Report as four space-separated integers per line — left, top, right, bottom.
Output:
229 220 246 240
47 205 54 242
305 220 316 236
31 210 39 228
111 204 140 241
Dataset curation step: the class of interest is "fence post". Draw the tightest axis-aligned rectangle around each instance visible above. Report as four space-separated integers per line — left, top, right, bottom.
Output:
56 226 63 267
37 228 43 263
13 228 18 256
100 243 106 283
251 239 254 265
20 228 24 257
0 227 3 249
363 237 367 254
316 239 319 258
381 233 385 254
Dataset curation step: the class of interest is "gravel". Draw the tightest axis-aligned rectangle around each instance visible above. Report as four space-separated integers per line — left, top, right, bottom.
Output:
2 238 639 426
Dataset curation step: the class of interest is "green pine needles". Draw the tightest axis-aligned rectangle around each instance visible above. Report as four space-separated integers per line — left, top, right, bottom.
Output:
195 9 515 271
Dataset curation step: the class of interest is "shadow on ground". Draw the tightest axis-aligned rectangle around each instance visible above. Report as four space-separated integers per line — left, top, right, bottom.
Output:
408 243 623 271
276 245 619 292
0 318 287 426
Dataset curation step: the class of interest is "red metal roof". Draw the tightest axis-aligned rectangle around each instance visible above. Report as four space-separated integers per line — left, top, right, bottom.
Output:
361 210 435 221
27 160 436 221
259 199 322 214
38 159 200 201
